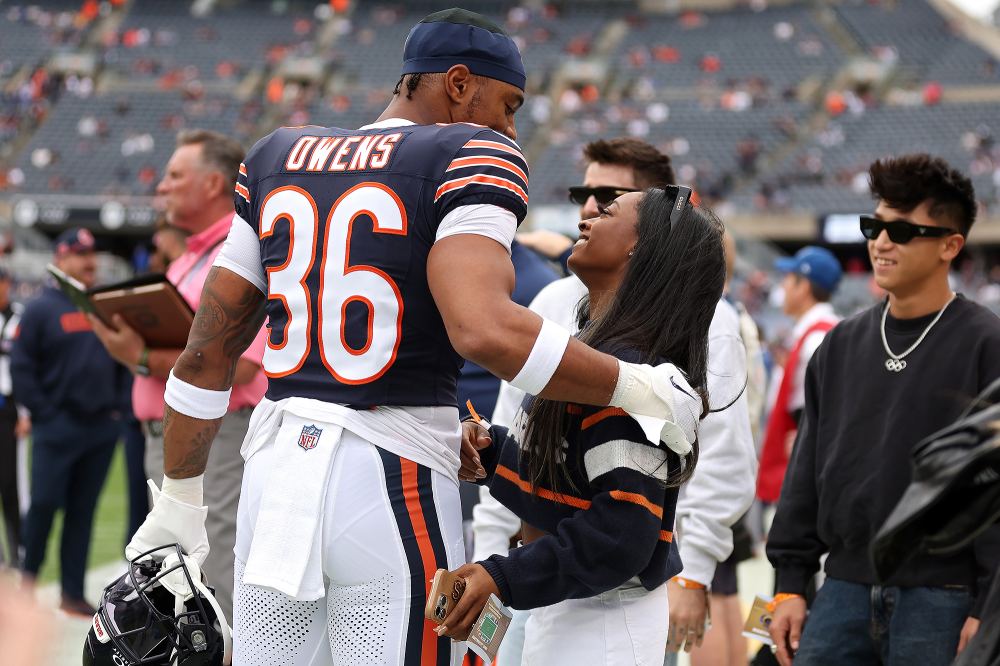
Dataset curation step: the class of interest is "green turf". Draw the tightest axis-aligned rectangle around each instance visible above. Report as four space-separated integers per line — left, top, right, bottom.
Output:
35 442 128 585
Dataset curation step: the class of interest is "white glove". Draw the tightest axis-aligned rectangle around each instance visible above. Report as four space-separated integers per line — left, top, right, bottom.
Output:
125 478 210 564
609 361 698 455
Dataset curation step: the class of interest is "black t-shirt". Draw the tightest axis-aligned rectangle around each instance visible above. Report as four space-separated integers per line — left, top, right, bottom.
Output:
768 295 1000 606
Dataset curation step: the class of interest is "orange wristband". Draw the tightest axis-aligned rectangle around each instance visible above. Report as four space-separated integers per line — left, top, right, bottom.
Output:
671 576 707 590
765 593 803 613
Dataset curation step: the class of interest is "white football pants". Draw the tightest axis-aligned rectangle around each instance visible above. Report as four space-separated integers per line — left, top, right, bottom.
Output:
233 429 465 666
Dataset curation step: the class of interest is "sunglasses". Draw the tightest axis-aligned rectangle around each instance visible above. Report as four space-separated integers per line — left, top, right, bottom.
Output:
666 184 692 235
568 185 638 206
859 215 959 244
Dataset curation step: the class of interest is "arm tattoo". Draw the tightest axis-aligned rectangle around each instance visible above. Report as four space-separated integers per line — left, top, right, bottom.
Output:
174 267 267 388
163 267 266 478
162 405 223 478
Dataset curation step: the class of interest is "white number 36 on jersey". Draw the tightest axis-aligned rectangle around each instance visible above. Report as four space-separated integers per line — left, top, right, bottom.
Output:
259 183 406 384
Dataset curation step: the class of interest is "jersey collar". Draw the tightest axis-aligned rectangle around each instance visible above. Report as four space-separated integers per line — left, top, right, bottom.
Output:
358 118 416 130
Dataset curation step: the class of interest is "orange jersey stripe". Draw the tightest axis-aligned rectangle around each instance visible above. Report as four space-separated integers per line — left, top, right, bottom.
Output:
399 459 439 664
445 156 528 183
235 183 250 202
660 530 673 542
610 490 664 519
496 465 592 510
463 139 526 162
434 174 528 205
581 407 629 430
238 163 247 176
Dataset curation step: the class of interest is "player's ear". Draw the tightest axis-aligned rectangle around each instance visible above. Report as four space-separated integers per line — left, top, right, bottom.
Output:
444 64 473 104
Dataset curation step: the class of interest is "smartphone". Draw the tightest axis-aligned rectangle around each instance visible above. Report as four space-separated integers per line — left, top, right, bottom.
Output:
424 569 466 625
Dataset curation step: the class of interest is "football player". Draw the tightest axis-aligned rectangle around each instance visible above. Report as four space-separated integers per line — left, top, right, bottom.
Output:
128 9 686 666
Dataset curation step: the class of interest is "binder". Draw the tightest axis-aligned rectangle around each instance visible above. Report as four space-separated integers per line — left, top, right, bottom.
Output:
47 264 194 348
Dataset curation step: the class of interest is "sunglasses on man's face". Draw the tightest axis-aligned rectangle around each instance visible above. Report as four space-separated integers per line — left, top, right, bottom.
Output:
859 215 959 244
568 186 638 206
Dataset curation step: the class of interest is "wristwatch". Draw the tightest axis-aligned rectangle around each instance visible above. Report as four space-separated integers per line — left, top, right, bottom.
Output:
134 347 151 377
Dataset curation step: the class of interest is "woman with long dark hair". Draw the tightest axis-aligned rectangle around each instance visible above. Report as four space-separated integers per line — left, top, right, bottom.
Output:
438 186 728 664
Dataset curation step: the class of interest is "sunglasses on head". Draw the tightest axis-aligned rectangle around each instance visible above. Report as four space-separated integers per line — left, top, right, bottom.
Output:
665 184 692 235
859 215 959 244
567 185 638 206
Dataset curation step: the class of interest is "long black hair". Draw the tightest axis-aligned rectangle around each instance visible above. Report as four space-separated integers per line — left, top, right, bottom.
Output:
524 187 727 490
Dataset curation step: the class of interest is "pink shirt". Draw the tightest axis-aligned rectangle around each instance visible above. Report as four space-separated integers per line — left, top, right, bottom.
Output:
132 213 268 421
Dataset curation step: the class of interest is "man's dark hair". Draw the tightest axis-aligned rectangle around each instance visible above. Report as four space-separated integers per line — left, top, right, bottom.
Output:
582 138 675 189
868 153 977 236
176 129 244 189
393 73 431 100
793 273 831 303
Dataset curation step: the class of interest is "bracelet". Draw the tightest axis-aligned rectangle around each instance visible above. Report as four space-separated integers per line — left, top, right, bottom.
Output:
671 576 707 590
765 593 803 613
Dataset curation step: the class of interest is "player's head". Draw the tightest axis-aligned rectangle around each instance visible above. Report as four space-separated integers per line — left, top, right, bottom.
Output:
157 129 244 233
774 246 841 318
530 186 725 487
866 153 973 298
569 138 676 220
54 227 97 288
391 8 525 140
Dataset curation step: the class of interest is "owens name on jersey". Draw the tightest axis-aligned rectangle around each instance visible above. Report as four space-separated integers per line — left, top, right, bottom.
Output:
234 122 529 408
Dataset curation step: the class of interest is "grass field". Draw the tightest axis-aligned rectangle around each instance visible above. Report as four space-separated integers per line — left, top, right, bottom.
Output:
14 441 129 586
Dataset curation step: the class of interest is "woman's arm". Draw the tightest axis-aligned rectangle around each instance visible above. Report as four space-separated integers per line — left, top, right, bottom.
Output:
440 410 676 638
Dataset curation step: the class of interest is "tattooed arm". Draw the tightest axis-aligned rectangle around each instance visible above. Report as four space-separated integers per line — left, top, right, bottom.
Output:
125 267 265 562
163 266 267 479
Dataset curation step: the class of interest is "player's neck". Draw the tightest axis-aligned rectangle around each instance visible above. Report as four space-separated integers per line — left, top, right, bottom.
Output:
376 97 443 127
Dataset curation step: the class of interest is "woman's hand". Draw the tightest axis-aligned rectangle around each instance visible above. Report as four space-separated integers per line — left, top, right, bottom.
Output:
435 563 500 640
458 420 491 482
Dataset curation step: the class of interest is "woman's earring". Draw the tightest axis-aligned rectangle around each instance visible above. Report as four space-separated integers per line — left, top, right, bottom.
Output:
628 250 634 257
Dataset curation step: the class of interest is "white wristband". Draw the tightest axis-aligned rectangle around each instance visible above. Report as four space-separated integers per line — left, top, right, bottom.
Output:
509 317 571 396
164 370 232 420
160 473 204 506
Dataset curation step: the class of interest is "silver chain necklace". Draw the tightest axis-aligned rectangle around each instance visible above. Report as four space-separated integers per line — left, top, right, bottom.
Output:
880 294 955 372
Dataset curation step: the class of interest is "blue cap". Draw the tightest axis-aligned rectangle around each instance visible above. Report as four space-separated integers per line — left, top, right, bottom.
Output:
402 8 526 91
774 246 842 293
55 227 96 256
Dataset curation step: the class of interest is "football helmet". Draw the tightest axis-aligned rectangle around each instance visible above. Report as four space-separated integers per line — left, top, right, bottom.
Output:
83 544 232 666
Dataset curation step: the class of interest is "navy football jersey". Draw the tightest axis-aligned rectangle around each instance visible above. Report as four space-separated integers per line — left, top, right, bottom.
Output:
234 122 529 407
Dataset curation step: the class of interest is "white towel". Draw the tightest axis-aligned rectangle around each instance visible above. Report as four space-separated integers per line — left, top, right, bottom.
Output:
242 408 344 601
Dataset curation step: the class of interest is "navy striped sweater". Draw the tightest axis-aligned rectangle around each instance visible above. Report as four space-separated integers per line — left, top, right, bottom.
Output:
475 384 685 610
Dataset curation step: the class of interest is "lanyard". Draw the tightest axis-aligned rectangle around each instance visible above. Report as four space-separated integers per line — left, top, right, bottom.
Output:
175 238 225 292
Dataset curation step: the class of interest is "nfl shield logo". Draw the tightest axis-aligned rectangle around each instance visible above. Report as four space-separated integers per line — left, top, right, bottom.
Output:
298 424 322 451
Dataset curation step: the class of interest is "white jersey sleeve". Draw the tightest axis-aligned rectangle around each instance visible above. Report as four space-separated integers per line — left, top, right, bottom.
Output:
214 213 267 293
435 204 516 253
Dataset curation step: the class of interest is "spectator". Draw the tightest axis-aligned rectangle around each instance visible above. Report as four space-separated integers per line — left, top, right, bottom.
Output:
0 267 24 566
767 154 1000 665
756 246 842 505
12 228 125 617
691 232 767 666
90 129 267 621
148 218 187 274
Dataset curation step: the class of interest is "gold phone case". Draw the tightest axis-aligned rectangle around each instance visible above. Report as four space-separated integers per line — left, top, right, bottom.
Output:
424 569 467 625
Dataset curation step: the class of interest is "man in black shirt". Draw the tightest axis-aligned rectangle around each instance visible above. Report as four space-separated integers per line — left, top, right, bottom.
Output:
767 154 1000 665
